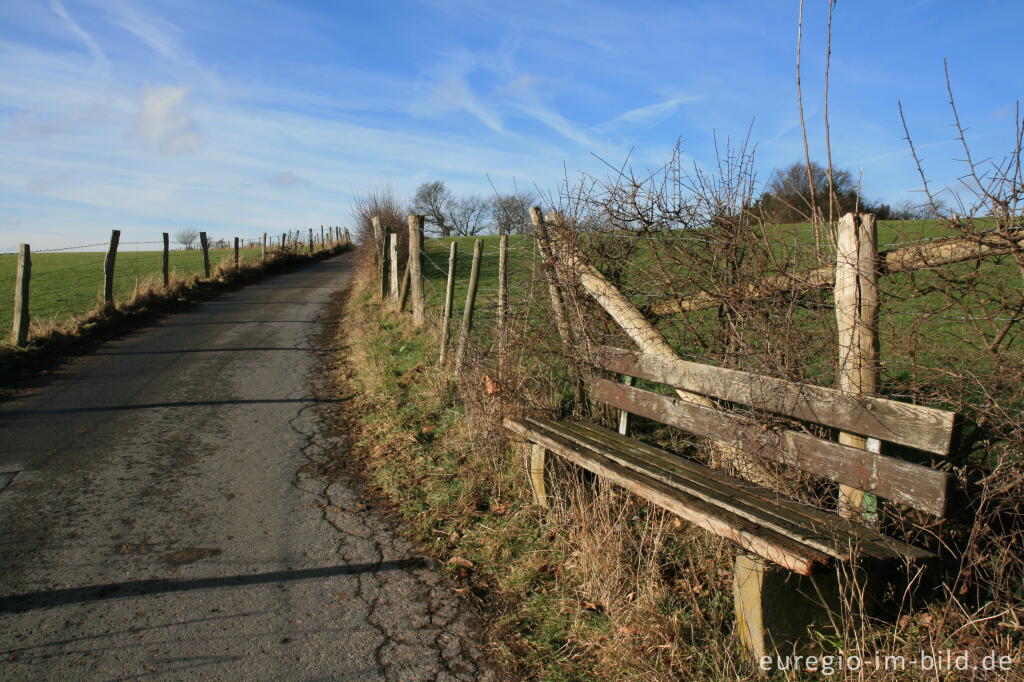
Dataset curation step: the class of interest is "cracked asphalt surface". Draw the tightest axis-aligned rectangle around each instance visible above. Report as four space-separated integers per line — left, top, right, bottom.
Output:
0 252 496 680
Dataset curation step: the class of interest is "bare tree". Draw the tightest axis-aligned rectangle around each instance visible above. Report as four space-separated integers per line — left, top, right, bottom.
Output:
174 228 199 250
448 195 490 236
351 185 408 259
491 191 535 235
411 181 453 237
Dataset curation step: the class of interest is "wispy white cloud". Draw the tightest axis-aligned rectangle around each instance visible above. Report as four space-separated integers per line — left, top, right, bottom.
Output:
49 0 108 68
611 95 701 126
107 4 187 63
133 86 201 154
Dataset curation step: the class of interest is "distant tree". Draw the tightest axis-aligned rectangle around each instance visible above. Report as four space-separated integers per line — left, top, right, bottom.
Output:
174 228 198 250
448 195 490 236
755 161 894 223
491 191 535 235
411 181 453 237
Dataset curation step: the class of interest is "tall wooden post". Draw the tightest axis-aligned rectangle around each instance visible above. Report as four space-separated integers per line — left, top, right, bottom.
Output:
439 241 458 364
835 213 879 521
161 232 170 289
454 239 483 375
103 229 121 306
308 228 314 254
320 225 325 245
388 232 399 303
10 244 30 346
496 233 509 379
280 232 286 252
233 237 240 267
372 217 386 300
199 232 210 277
261 233 267 261
529 208 573 348
408 215 425 327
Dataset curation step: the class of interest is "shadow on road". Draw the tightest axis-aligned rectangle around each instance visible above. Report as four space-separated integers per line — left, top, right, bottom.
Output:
1 397 354 418
0 559 426 614
95 347 317 356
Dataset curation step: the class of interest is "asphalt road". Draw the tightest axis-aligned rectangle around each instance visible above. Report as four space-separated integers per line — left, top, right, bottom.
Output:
0 252 495 681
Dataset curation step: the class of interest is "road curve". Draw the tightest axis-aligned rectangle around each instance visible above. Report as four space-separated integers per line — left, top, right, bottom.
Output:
0 253 494 681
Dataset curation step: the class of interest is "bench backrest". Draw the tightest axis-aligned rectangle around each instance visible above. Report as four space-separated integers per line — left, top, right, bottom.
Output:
590 346 957 517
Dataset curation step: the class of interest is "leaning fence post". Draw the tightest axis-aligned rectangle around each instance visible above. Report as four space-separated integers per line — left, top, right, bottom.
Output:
529 208 572 348
438 241 458 364
199 232 210 277
233 237 240 268
454 239 483 375
835 212 880 522
161 232 170 289
103 229 121 306
10 244 30 346
496 233 509 379
388 232 399 303
408 214 425 327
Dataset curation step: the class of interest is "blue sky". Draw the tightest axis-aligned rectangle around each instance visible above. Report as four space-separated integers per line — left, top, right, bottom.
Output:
1 0 1021 249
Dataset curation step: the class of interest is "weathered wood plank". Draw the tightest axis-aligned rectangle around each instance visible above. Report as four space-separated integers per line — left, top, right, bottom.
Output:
649 227 1024 317
593 345 957 456
590 378 950 516
551 419 934 561
504 418 830 575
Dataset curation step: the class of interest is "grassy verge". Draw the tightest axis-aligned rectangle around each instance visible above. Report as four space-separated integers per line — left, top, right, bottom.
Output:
0 243 350 387
336 221 1021 679
335 267 756 680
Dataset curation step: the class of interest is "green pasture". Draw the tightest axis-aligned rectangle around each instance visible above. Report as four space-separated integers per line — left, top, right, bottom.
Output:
418 220 1019 404
0 246 264 335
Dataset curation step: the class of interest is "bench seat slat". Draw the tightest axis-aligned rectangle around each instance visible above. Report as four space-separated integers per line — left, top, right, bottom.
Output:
594 345 957 456
555 419 934 562
592 378 950 516
504 417 831 576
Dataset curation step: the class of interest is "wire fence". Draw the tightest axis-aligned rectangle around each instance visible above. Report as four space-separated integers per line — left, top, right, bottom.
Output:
2 227 351 344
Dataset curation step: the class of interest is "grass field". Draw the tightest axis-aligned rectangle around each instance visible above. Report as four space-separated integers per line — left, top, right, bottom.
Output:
0 246 265 335
419 220 1020 401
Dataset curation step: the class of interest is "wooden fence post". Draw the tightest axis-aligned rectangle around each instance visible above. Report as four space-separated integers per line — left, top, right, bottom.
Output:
372 217 386 300
308 228 314 254
199 232 210 277
529 208 573 348
389 232 399 303
10 244 30 346
103 229 121 306
438 241 458 364
234 237 240 268
408 215 425 327
835 212 880 522
454 239 483 375
261 233 267 261
497 233 509 379
161 233 170 289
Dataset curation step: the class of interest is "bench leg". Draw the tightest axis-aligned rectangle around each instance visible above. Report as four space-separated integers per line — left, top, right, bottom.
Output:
733 554 845 662
527 443 549 508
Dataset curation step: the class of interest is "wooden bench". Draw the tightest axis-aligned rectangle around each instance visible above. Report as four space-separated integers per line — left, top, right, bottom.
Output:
504 345 958 658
